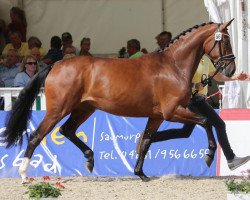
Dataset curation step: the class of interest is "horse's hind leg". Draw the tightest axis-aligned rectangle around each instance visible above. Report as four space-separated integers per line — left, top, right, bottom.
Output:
134 118 163 182
59 104 95 173
19 113 63 183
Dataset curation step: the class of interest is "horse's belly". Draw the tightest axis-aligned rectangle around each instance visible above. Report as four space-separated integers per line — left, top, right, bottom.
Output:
94 101 162 118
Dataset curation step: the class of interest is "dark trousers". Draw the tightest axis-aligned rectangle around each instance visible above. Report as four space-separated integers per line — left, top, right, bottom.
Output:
0 97 4 110
152 94 235 161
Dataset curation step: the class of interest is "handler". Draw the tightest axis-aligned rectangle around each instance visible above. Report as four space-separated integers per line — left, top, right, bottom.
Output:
141 55 250 170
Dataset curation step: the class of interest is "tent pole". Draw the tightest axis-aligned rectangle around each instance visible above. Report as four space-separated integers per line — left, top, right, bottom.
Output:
17 0 24 9
162 0 166 31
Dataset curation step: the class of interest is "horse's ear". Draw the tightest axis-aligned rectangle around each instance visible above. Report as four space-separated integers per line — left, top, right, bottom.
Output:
221 18 234 30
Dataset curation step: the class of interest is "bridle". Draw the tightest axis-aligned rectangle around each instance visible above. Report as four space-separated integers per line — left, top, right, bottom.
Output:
193 24 235 95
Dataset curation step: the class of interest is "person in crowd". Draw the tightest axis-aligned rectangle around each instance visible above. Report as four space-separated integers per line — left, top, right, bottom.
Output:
0 19 7 55
61 32 79 55
14 54 39 87
79 37 92 57
42 36 63 66
2 31 29 60
7 7 27 42
30 47 48 70
141 48 148 54
0 49 20 87
127 39 144 59
28 36 47 57
0 78 4 87
118 47 128 58
63 45 76 59
155 31 172 52
138 55 250 171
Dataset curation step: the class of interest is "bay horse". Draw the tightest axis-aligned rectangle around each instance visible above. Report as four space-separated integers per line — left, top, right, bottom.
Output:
4 20 235 183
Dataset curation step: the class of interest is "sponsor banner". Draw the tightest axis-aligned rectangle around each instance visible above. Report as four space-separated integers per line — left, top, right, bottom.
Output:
218 109 250 176
0 111 216 178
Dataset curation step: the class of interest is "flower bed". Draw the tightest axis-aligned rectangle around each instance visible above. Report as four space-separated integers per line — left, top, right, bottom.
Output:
24 176 65 199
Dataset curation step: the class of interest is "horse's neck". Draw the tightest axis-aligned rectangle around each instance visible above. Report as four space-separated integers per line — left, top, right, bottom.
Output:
170 27 214 80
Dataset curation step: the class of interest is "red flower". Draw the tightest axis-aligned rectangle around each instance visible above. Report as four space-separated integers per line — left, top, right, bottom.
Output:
55 182 65 189
43 176 51 181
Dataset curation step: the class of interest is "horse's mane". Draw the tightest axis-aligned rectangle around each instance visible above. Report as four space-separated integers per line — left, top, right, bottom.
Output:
164 22 214 49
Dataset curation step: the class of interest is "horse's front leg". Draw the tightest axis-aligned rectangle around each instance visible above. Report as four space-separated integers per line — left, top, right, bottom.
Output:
134 118 163 182
134 131 151 182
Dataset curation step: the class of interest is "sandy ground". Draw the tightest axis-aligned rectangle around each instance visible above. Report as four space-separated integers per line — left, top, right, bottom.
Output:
0 175 233 200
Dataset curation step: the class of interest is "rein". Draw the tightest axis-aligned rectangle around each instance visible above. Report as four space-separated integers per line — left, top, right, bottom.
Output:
192 24 235 96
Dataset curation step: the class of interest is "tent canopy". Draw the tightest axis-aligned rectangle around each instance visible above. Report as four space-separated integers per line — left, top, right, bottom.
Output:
0 0 208 55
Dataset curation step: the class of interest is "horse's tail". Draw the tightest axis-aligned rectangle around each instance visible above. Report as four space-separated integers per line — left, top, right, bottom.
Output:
4 66 52 148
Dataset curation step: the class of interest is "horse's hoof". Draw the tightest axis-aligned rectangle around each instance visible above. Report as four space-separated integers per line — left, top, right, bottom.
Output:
140 175 150 182
135 171 150 182
204 154 213 167
85 161 94 173
21 177 29 184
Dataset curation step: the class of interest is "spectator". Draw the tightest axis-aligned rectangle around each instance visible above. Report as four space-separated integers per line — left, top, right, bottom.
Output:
7 7 27 42
30 47 48 70
28 36 47 57
118 47 128 58
0 78 4 87
61 32 79 55
141 48 148 54
42 36 63 66
2 31 29 60
127 39 144 59
63 45 76 59
155 31 172 52
79 37 92 57
0 49 20 87
14 55 39 87
0 19 7 55
0 55 5 68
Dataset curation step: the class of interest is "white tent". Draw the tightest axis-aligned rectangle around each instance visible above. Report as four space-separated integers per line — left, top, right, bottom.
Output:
204 0 250 108
0 0 207 55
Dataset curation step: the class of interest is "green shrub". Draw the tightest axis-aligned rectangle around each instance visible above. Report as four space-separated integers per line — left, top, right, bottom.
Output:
226 180 250 194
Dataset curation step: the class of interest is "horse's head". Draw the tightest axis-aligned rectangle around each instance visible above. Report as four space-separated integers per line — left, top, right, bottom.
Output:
204 19 236 77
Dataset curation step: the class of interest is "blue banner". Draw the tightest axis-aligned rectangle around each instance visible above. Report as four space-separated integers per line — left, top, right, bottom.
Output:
0 110 217 178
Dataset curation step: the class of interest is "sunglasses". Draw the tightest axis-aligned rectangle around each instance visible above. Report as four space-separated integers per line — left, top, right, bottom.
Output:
26 62 37 65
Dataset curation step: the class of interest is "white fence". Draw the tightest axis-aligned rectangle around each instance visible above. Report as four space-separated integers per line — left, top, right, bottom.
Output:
0 88 46 111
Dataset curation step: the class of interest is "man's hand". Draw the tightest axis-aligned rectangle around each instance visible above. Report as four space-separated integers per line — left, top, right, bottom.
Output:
213 71 250 82
232 71 250 81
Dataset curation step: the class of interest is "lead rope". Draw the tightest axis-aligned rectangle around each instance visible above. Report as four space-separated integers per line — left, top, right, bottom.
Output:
192 63 225 96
